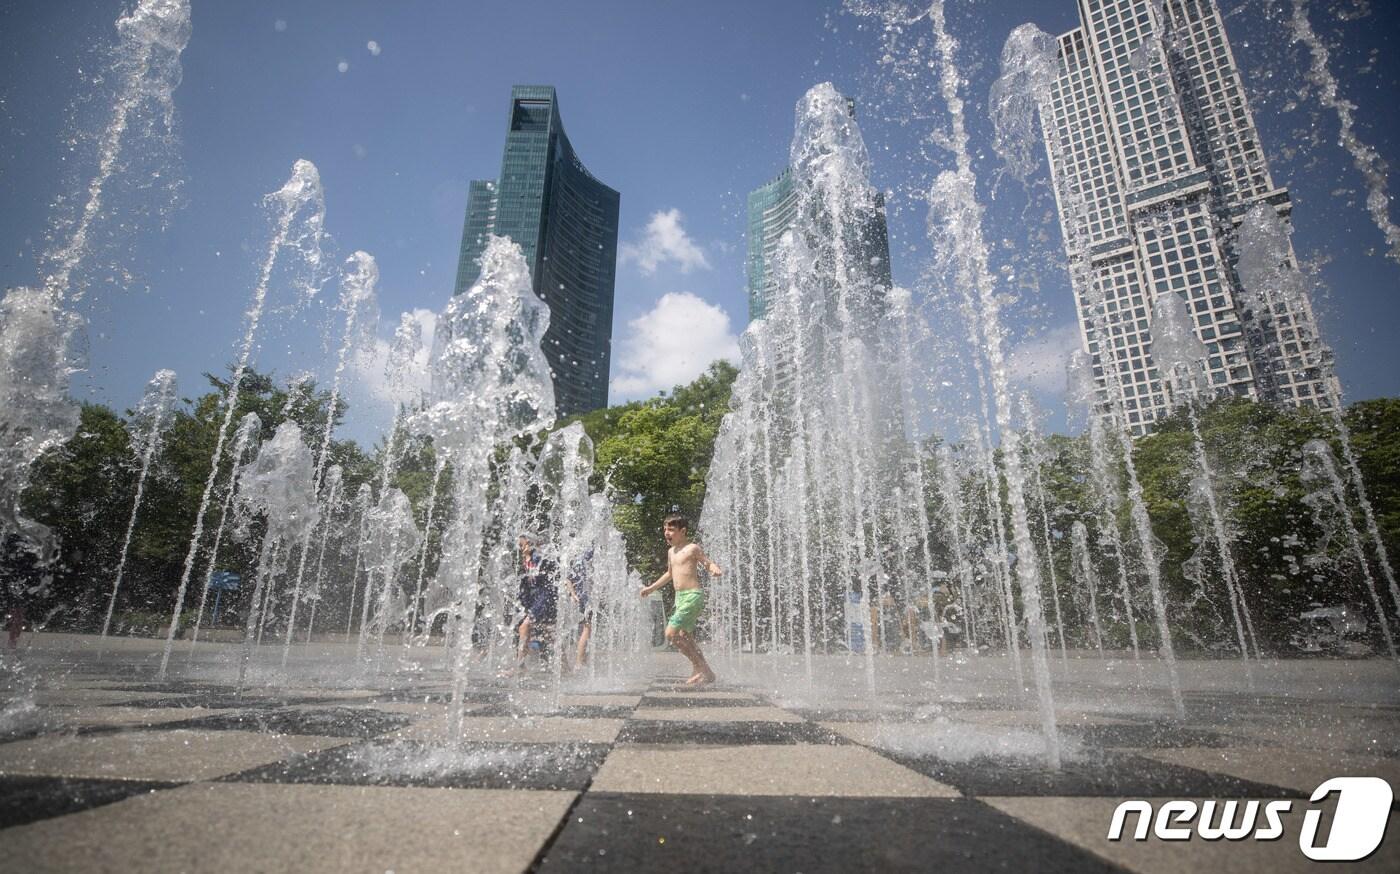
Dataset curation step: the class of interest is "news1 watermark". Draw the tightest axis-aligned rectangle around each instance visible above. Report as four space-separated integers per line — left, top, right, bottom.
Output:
1107 777 1393 861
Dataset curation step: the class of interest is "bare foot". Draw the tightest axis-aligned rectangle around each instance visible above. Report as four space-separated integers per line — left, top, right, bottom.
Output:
686 671 716 687
682 672 705 686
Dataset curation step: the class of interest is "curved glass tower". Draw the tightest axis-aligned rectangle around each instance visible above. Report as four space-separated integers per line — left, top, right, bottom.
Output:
454 85 620 415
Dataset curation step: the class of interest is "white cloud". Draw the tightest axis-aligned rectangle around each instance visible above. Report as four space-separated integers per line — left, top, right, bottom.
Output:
611 292 740 399
1006 322 1081 396
352 307 436 409
619 208 711 276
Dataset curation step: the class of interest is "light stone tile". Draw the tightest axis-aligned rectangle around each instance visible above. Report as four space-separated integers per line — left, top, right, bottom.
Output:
1214 717 1400 758
1057 710 1143 727
821 721 881 746
0 729 347 781
1137 746 1400 796
296 700 450 719
935 709 1041 727
394 715 624 744
558 693 642 708
590 743 959 797
278 688 381 700
3 782 576 874
982 796 1400 874
932 709 1138 727
44 705 219 729
633 706 801 723
644 690 758 701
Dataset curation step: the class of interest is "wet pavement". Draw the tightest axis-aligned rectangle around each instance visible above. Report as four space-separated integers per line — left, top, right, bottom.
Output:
2 633 1398 872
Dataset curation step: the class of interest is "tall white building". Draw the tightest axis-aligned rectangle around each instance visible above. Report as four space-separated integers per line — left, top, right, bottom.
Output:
1042 0 1334 433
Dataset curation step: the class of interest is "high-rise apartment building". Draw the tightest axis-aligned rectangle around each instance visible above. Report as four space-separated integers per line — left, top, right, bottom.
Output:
454 85 620 415
1042 0 1333 433
745 101 893 324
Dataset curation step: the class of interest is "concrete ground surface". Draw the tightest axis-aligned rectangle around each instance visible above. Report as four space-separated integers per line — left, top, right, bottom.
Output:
1 633 1397 872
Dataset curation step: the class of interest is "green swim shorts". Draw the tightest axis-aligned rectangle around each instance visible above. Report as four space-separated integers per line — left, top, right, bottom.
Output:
667 589 707 633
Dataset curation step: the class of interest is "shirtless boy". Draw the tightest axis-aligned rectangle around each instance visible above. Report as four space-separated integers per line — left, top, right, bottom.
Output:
639 514 721 686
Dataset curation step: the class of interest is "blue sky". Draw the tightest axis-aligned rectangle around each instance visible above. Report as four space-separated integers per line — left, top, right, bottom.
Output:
2 0 1396 444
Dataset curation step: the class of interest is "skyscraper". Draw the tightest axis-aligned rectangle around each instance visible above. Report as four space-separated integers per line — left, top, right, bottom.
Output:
454 85 620 415
1042 0 1333 433
745 101 893 324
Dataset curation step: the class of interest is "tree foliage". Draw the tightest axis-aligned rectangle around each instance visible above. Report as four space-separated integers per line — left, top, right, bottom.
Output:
557 360 738 580
10 353 1399 653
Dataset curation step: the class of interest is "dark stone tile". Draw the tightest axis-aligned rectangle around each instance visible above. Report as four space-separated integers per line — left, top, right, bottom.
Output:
646 680 752 695
358 690 451 704
361 687 491 705
1064 722 1238 749
465 702 634 719
125 694 308 710
880 748 1306 798
0 775 178 829
537 793 1124 873
88 681 236 695
637 696 764 709
787 700 1018 723
617 720 847 746
160 707 411 739
557 705 635 719
786 708 902 723
222 738 610 791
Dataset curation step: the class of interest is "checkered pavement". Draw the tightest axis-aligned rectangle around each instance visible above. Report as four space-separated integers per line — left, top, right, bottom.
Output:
2 661 1398 873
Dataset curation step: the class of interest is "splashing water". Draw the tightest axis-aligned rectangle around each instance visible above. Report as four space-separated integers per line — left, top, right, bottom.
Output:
537 422 595 701
410 234 555 741
0 288 84 561
702 82 904 698
282 251 379 671
990 16 1183 718
935 444 979 653
344 483 375 643
159 160 327 678
187 413 262 651
1152 292 1259 670
406 457 447 643
1236 204 1399 622
989 23 1059 183
1288 0 1400 265
303 464 344 642
1069 521 1106 656
99 368 178 646
1301 439 1397 661
1020 393 1068 663
43 0 192 305
921 0 1060 764
359 488 421 672
234 422 321 688
1067 350 1140 663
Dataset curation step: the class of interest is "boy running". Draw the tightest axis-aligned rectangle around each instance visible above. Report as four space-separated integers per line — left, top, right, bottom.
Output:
639 514 721 686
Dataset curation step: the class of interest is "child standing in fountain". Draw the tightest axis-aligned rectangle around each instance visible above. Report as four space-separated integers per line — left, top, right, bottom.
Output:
639 514 721 686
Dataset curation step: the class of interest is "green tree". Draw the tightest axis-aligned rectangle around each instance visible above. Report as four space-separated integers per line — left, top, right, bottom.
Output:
556 360 738 579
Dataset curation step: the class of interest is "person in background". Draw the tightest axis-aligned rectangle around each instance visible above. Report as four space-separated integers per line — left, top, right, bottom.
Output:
502 533 557 676
564 546 596 669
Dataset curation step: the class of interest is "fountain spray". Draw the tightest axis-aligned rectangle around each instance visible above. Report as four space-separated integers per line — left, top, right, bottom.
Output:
159 160 326 679
282 252 378 671
99 369 177 647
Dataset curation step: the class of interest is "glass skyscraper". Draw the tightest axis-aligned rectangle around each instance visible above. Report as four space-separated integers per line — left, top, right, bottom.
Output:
1042 0 1333 433
454 85 620 415
745 168 797 322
